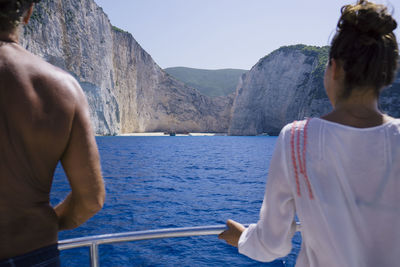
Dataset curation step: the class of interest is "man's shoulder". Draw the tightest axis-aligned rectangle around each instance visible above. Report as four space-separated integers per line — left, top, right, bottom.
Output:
2 43 81 98
40 64 81 96
28 53 85 105
27 53 80 94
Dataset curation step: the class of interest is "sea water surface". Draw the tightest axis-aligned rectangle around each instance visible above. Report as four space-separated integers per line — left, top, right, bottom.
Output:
51 136 301 266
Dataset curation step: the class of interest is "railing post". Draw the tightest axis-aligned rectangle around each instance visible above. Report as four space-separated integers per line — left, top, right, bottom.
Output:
90 243 99 267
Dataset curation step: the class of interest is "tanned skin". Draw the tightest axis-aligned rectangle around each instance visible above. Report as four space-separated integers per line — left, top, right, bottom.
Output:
0 4 105 259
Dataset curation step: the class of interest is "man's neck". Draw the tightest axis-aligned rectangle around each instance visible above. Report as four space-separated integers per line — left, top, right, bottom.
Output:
0 28 20 44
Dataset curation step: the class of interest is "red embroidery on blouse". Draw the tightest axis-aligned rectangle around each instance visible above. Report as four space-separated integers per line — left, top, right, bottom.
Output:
291 119 314 199
291 121 301 197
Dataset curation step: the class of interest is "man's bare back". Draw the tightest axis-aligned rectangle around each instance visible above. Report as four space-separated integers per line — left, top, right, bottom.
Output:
0 40 105 259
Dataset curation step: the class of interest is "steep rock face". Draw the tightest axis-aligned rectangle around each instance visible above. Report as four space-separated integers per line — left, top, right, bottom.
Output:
229 45 400 136
21 0 120 135
21 0 232 135
229 45 331 136
112 29 233 133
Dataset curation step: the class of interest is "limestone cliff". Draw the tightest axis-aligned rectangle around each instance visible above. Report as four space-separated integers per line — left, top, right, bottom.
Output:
229 45 400 136
21 0 232 135
229 45 331 135
111 30 233 133
21 0 120 135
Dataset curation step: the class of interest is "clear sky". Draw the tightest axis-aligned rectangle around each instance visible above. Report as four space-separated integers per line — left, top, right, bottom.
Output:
94 0 400 70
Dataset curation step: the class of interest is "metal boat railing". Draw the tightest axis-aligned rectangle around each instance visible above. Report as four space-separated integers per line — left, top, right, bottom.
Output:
58 223 301 267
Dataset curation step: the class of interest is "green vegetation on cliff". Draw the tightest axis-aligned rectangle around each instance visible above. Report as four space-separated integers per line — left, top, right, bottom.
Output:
164 67 248 97
270 44 329 80
112 25 128 34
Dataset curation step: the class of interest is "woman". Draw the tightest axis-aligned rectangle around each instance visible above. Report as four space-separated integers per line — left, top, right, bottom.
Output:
219 1 399 266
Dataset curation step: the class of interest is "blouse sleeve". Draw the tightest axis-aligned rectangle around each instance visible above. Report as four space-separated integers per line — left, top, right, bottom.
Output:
238 126 297 262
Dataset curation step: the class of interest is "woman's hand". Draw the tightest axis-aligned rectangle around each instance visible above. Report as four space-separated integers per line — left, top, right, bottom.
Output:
218 219 245 247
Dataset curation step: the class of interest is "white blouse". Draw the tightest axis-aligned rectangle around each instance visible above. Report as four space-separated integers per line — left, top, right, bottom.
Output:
238 118 400 267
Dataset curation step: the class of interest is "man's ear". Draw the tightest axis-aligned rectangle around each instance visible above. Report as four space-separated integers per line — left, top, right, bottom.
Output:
23 3 34 25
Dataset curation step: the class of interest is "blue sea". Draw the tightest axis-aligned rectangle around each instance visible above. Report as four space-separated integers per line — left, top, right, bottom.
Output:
50 136 301 266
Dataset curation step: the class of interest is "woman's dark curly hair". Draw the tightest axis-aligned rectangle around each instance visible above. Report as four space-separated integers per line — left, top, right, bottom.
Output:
330 0 399 98
0 0 41 31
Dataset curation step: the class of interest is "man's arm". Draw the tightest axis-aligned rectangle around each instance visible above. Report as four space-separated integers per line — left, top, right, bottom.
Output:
55 78 105 230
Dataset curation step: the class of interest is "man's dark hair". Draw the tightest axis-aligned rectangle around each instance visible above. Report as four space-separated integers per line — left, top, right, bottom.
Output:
329 0 399 98
0 0 41 31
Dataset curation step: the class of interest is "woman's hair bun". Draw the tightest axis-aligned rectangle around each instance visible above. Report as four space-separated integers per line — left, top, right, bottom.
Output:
329 0 399 94
339 0 397 37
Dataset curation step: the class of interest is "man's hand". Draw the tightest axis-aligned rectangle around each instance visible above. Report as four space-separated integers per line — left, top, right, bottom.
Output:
218 219 245 247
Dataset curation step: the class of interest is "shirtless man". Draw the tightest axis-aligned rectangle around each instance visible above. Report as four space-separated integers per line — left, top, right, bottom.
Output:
0 1 105 265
